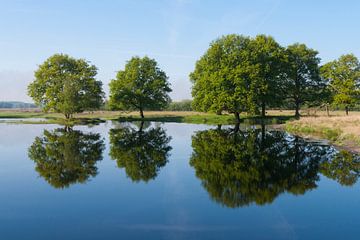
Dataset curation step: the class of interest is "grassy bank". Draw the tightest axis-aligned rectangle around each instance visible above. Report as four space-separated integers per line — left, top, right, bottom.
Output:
0 109 294 125
285 115 360 152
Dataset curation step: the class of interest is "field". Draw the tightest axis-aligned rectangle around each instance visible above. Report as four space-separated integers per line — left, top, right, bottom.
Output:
0 109 295 125
285 112 360 152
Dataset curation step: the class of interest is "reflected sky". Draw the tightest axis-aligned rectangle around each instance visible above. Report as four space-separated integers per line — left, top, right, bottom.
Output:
0 122 359 240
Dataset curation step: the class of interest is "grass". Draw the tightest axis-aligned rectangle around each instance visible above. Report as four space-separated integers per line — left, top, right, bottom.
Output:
0 109 295 125
285 115 360 152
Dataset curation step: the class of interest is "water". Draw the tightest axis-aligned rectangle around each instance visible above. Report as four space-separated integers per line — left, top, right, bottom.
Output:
0 121 360 240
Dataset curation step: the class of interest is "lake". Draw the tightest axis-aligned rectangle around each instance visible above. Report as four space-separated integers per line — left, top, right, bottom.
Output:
0 121 360 240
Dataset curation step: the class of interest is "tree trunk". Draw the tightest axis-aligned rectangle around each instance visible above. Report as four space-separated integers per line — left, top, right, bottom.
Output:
139 121 144 132
65 113 70 120
234 112 240 123
261 101 266 118
345 106 349 115
326 104 330 117
261 122 266 145
295 100 300 118
140 108 144 119
233 123 240 133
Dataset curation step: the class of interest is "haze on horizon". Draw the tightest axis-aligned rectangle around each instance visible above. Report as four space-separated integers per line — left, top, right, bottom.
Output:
0 0 359 102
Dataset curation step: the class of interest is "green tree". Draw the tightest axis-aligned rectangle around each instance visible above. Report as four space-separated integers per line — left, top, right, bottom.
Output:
109 122 172 182
321 54 360 115
109 56 172 118
28 54 104 119
28 127 105 188
248 35 287 117
190 34 255 122
284 44 323 118
190 127 332 207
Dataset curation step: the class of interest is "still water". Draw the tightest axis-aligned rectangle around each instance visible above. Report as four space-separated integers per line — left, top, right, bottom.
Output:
0 121 360 240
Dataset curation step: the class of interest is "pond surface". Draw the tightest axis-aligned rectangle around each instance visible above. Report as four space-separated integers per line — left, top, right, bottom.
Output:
0 121 360 240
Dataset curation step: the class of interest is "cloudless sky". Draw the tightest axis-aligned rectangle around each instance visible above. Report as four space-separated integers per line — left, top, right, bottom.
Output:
0 0 360 102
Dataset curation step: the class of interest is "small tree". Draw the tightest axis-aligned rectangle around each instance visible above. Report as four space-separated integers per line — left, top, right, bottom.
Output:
321 54 360 115
284 44 323 118
28 54 104 119
109 56 171 118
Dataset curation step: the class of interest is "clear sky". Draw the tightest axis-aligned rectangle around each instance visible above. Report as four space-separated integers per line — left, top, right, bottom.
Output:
0 0 360 102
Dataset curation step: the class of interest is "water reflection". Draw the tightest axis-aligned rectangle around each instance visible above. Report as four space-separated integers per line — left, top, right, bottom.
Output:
320 150 360 186
109 122 172 182
190 125 360 208
28 127 105 188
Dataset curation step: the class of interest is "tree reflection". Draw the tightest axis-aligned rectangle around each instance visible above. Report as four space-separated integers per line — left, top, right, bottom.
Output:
28 127 105 189
109 122 172 182
320 150 360 186
190 125 334 208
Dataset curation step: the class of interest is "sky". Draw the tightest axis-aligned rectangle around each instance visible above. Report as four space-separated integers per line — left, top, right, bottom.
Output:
0 0 360 102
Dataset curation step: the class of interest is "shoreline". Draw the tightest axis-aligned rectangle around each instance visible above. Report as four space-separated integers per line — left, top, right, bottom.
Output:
1 109 360 153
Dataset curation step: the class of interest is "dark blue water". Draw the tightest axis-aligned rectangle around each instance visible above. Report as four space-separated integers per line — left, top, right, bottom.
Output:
0 121 360 240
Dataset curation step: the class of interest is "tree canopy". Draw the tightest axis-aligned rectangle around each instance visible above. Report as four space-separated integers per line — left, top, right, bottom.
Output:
190 34 254 121
321 54 360 115
28 54 104 119
248 35 286 117
28 127 105 188
109 122 172 182
284 43 324 117
109 56 172 118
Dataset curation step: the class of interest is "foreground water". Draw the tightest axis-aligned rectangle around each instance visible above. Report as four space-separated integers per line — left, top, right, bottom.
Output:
0 121 360 240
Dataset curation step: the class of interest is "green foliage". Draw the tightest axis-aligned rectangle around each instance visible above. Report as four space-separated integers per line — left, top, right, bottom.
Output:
109 122 172 182
190 34 254 119
109 56 172 118
28 127 105 188
284 43 324 117
166 100 193 111
190 127 329 207
248 35 287 115
321 54 360 114
27 54 104 119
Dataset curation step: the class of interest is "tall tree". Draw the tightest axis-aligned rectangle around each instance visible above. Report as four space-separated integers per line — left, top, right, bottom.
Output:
28 54 104 119
284 44 323 118
190 34 255 122
321 54 360 115
109 56 172 118
248 35 286 117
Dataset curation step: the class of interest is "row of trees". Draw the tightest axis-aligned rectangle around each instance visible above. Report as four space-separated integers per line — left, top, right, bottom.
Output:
28 54 172 119
191 34 360 119
27 35 360 120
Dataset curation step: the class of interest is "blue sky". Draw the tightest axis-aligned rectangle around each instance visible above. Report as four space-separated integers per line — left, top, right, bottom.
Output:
0 0 360 102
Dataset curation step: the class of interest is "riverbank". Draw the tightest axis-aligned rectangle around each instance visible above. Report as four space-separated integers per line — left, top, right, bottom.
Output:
0 109 294 125
285 115 360 153
3 109 360 152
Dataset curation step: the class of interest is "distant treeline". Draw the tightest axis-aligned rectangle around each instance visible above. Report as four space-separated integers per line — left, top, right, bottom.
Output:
166 100 193 111
0 101 37 108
